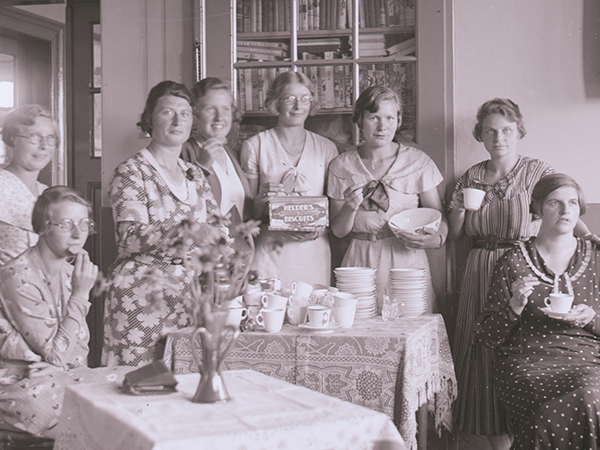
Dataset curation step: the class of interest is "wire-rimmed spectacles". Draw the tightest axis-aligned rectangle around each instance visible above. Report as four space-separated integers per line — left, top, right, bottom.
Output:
16 133 59 147
280 95 313 106
49 218 96 234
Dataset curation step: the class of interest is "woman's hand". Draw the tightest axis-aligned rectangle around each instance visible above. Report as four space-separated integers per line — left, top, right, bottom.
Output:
286 230 320 242
257 182 286 205
71 252 98 301
394 227 442 249
560 303 596 328
28 361 64 378
509 276 540 314
200 137 228 167
343 185 364 212
584 232 600 244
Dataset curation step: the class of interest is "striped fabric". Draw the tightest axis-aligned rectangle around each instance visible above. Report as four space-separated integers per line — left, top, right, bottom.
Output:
449 156 553 435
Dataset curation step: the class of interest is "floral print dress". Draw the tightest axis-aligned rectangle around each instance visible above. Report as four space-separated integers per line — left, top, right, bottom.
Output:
0 247 122 438
102 149 218 367
0 169 47 266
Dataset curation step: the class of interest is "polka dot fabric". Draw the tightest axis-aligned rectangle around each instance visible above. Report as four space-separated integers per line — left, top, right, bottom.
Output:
477 238 600 449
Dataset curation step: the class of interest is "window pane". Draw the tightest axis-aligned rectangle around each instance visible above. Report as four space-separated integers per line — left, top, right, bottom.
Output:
0 53 15 109
92 24 101 88
93 92 102 157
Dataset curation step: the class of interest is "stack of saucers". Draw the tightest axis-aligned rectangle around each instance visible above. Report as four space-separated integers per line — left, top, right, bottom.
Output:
388 268 427 317
334 267 377 319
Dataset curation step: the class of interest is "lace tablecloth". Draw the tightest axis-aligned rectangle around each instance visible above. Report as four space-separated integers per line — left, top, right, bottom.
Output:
163 314 457 450
53 369 404 450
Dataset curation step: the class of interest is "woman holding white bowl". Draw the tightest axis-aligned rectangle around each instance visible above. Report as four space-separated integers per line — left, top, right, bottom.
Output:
327 86 447 310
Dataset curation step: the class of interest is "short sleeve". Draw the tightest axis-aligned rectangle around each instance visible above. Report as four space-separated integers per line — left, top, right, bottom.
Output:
109 159 150 224
240 138 260 180
327 152 356 201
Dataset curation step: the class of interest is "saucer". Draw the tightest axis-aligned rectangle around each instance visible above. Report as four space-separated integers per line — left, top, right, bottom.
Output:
298 323 341 333
540 307 577 319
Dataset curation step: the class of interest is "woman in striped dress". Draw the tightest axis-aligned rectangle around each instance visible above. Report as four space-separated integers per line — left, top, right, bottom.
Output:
449 98 596 449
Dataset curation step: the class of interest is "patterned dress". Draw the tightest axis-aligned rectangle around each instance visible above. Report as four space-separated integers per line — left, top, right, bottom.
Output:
0 169 47 266
0 247 122 438
327 145 443 306
102 149 218 367
240 129 338 289
449 156 553 434
477 238 600 450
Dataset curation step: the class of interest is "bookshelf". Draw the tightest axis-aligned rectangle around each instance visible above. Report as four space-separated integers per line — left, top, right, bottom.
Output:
231 0 417 150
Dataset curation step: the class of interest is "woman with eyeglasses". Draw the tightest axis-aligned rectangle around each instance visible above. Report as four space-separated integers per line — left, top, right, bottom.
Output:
0 105 59 265
0 186 121 438
240 71 338 288
103 81 219 367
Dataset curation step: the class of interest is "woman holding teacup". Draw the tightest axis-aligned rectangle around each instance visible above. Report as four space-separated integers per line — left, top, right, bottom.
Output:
328 85 447 308
476 173 600 450
448 98 597 448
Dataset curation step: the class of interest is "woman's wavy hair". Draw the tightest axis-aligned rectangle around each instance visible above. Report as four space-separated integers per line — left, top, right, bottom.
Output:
137 80 195 136
351 85 402 131
1 104 59 148
531 173 587 217
472 98 526 142
192 77 242 123
264 70 319 116
32 186 93 235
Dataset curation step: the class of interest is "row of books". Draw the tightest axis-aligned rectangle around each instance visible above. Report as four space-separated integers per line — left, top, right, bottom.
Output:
237 40 290 62
357 35 416 58
236 0 415 33
235 61 415 115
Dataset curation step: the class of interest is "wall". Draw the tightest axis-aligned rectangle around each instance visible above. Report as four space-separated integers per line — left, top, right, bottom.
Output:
453 0 600 205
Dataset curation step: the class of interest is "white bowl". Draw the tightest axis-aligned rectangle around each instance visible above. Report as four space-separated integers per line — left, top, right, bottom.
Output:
388 208 442 236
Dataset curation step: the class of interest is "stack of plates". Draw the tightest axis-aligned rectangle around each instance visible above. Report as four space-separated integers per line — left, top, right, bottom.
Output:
334 267 378 319
388 268 427 317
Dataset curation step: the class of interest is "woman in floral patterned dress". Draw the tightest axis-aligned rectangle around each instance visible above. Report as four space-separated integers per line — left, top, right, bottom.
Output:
102 81 218 367
0 187 121 438
0 105 58 265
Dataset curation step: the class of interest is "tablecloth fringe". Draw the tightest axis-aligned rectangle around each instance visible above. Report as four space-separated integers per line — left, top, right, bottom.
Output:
417 372 458 436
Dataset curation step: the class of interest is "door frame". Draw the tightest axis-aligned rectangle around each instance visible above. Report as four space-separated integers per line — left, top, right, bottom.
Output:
0 6 66 185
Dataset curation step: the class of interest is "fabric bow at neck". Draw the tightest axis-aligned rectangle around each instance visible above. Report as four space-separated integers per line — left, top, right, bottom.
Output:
281 167 311 195
362 179 390 212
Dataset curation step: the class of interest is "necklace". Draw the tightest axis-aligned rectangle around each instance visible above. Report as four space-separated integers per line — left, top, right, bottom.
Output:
276 129 306 157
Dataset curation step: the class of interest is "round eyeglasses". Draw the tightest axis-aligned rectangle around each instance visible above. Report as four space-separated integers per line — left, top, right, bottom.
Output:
279 95 313 106
49 218 96 234
16 133 59 147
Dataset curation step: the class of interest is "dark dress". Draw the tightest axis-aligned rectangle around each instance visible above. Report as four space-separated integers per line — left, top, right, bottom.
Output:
449 156 553 434
476 238 600 449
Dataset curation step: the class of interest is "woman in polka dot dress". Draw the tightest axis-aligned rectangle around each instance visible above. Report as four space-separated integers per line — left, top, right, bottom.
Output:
477 173 600 450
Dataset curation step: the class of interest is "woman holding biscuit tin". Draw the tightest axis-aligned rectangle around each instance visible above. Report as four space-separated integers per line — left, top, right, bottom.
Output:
327 85 446 309
448 98 596 449
240 71 338 289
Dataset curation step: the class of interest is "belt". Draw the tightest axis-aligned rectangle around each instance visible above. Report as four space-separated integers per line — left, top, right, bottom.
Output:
472 237 520 250
350 229 395 242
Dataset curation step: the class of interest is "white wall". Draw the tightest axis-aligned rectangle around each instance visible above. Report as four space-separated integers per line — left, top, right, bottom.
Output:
453 0 600 201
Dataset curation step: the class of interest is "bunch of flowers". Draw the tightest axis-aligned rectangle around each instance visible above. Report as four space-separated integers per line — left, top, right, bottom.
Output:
165 214 261 325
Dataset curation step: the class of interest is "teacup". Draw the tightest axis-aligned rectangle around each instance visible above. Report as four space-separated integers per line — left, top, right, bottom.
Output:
287 303 308 326
305 305 331 328
332 305 355 329
463 188 486 211
291 281 313 300
261 293 288 310
226 307 247 328
256 308 286 333
243 290 265 307
334 292 358 308
544 293 574 313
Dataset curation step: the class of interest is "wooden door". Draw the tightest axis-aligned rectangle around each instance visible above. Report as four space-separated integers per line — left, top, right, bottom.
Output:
66 0 102 366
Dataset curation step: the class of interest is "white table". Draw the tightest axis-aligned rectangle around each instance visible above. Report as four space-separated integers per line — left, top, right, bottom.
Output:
53 369 406 450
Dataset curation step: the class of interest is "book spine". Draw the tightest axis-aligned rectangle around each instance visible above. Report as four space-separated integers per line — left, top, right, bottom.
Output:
330 0 338 29
251 68 260 110
245 69 254 111
379 0 386 26
307 0 314 30
344 65 353 107
346 0 353 28
249 0 257 32
333 65 345 107
274 0 280 31
259 68 269 109
321 0 328 29
284 0 291 31
237 46 287 56
300 0 308 30
325 65 335 108
238 40 290 51
237 0 244 32
236 51 278 61
359 0 366 28
256 0 263 32
313 0 320 30
237 70 246 113
405 0 415 26
309 66 320 105
339 0 347 29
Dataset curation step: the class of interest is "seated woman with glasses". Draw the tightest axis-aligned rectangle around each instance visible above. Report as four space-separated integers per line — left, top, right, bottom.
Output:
0 186 120 438
240 71 338 288
0 105 59 265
